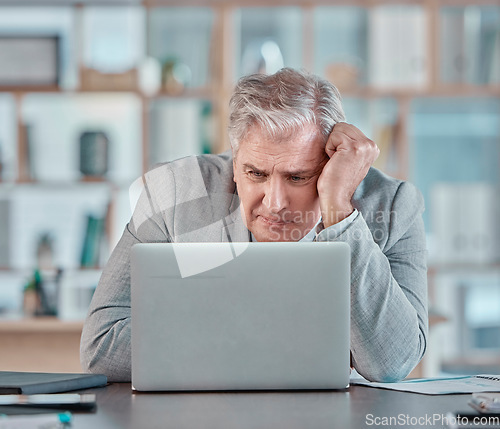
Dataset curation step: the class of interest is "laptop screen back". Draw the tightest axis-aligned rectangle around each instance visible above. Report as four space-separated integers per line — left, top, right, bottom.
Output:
131 242 350 391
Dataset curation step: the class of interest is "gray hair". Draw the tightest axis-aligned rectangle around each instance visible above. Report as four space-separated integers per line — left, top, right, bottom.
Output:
228 68 346 152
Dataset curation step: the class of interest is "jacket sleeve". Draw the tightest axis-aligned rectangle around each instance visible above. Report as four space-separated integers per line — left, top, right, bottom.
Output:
80 173 171 382
317 181 428 382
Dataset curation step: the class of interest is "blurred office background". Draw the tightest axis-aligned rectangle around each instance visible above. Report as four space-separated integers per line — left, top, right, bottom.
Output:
0 0 498 376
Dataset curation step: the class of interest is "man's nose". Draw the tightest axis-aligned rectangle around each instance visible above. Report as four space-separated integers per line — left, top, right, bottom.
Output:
262 177 288 213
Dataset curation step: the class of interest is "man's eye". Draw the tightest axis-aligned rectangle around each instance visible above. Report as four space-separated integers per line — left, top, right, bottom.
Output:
290 176 305 182
250 171 264 178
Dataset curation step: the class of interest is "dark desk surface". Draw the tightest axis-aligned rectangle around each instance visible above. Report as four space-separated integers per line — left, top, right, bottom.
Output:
72 383 474 429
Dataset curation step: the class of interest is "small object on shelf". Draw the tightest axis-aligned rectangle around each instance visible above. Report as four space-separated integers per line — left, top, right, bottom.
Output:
36 233 54 270
241 39 284 75
161 58 191 95
22 269 59 317
80 67 138 91
138 56 162 96
0 35 59 87
22 289 40 318
22 270 42 317
79 131 109 179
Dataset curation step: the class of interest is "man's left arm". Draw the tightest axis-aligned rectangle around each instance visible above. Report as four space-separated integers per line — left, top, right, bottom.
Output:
317 123 428 382
317 181 428 382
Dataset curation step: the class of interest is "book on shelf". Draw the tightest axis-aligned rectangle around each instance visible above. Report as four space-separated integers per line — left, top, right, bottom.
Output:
442 7 500 85
0 198 9 268
149 100 205 164
80 214 106 268
0 142 3 181
464 6 482 85
431 183 499 264
368 5 427 89
19 123 35 182
441 9 466 83
482 27 500 84
464 6 500 85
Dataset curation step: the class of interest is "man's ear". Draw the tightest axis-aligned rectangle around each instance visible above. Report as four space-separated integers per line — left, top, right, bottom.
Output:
232 151 237 183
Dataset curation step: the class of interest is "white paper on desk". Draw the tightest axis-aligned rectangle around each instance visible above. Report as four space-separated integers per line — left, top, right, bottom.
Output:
351 374 500 395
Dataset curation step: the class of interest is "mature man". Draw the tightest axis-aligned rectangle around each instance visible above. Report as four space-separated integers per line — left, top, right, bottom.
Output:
81 68 428 383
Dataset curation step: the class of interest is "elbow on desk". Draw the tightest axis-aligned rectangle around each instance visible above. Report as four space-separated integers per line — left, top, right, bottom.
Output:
355 337 427 382
80 322 132 382
354 318 428 383
80 341 132 383
356 357 418 383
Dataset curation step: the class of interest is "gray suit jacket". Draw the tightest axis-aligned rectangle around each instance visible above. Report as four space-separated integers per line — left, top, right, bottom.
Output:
80 151 428 382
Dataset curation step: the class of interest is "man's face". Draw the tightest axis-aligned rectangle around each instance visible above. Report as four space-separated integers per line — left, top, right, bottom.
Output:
233 124 328 242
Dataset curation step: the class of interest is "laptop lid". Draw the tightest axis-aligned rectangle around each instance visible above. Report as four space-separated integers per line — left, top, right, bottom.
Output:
131 242 350 391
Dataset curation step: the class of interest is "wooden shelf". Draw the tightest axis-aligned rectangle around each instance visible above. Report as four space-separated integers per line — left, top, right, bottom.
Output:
3 180 117 188
437 0 500 6
144 0 500 6
0 87 140 95
144 0 418 6
3 85 498 99
341 85 500 99
0 317 83 333
0 86 61 93
154 87 214 99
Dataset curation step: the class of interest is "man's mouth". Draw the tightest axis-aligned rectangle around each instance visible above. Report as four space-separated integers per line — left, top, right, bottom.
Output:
258 215 290 226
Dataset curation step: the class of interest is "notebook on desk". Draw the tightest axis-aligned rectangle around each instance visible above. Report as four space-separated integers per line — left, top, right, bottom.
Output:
0 371 107 395
130 242 351 391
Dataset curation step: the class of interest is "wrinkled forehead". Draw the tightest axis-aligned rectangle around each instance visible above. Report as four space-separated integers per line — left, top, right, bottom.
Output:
234 122 327 156
234 123 328 170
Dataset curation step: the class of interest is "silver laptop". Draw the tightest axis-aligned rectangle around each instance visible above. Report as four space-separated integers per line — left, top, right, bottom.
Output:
131 242 350 391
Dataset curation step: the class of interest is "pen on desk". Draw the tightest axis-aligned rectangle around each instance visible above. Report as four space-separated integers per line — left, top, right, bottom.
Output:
0 411 71 429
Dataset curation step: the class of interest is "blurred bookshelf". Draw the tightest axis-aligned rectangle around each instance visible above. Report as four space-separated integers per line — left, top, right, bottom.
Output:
0 0 498 374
